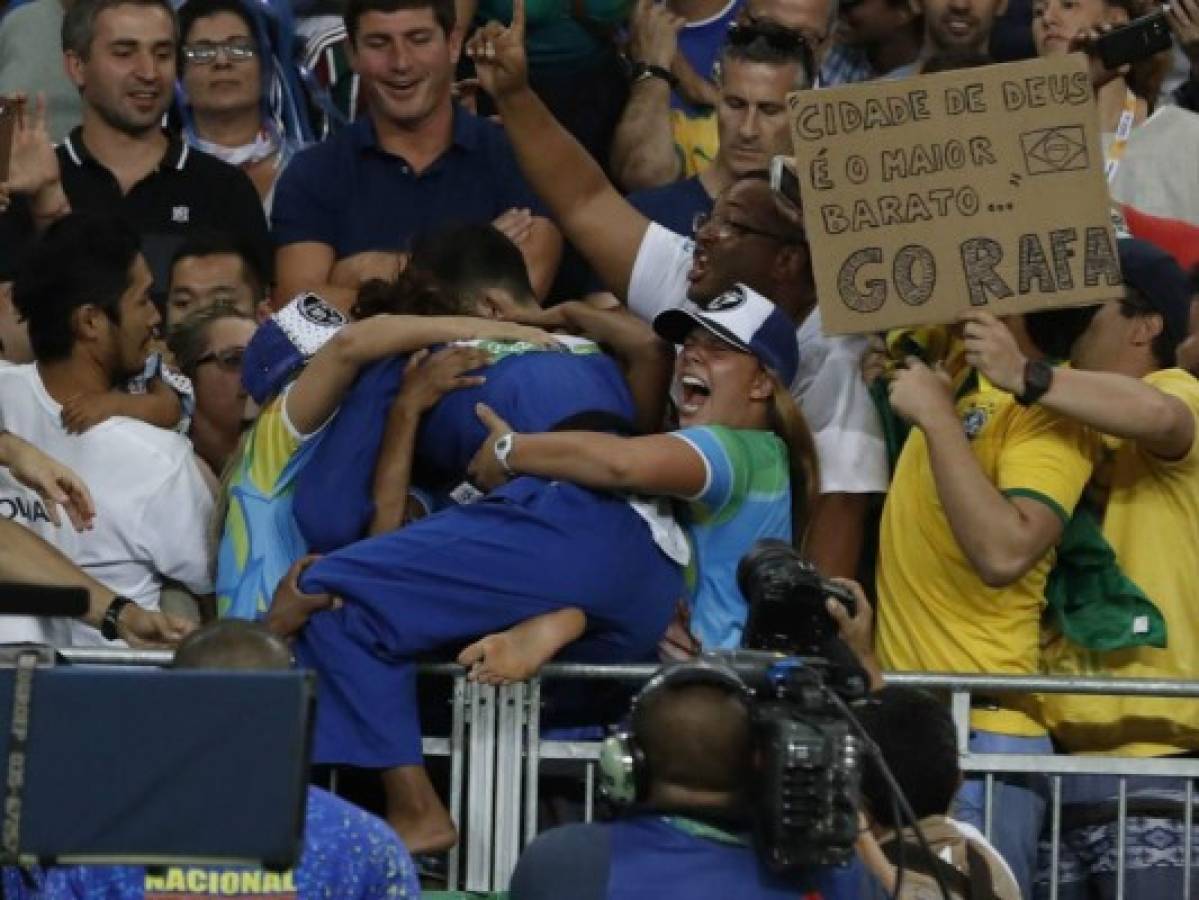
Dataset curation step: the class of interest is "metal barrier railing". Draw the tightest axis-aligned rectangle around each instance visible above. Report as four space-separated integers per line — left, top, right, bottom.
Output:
514 666 1199 900
59 650 1199 898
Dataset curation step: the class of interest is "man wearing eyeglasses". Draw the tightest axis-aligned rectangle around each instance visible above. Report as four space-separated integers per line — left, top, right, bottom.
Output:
611 0 847 194
0 0 271 305
469 1 887 580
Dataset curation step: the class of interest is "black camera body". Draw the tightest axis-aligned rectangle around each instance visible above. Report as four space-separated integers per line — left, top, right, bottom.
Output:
737 538 858 657
712 652 865 872
754 659 864 872
729 540 871 870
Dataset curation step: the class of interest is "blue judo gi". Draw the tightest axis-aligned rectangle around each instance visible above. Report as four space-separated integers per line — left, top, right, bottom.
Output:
292 347 683 767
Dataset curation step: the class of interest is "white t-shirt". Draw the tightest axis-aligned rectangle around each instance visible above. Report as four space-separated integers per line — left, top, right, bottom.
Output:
627 223 889 494
0 364 213 646
1108 105 1199 226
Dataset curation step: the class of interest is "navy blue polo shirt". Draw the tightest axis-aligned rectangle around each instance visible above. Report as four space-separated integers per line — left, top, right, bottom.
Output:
270 106 545 256
627 174 714 239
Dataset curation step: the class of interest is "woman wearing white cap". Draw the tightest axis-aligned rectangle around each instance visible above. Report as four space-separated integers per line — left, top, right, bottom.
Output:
463 284 820 668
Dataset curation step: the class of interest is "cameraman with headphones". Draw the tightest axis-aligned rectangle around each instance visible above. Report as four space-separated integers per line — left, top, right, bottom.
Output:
508 660 865 899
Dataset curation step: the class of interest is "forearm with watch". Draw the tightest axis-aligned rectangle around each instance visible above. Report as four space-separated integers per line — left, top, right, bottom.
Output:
1007 358 1193 458
610 63 682 190
0 519 130 636
493 430 642 490
481 425 705 497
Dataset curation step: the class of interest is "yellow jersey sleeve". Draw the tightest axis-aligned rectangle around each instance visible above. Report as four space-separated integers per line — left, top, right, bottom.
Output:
244 395 304 497
1140 368 1199 470
997 404 1095 525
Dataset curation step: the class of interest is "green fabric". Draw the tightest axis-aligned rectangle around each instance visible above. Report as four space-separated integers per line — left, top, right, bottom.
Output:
869 378 911 476
868 329 940 473
1044 507 1168 651
1003 487 1071 527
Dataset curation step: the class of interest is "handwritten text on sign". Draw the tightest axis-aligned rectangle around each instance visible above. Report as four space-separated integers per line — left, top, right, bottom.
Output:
788 55 1120 335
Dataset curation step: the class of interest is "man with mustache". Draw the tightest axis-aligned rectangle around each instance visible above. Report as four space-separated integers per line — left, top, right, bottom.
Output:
890 0 1006 76
0 0 270 301
0 214 214 648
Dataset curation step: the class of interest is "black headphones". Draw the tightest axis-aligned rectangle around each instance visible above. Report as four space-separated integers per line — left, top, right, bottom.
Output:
597 660 756 806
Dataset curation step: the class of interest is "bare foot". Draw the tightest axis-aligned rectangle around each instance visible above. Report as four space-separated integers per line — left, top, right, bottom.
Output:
387 809 458 855
457 607 586 685
382 765 458 854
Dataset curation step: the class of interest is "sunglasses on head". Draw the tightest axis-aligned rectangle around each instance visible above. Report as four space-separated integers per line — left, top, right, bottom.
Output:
725 20 817 82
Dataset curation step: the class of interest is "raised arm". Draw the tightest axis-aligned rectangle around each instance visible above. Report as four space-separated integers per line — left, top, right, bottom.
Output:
888 360 1072 588
466 0 651 298
284 314 550 436
0 93 71 231
609 0 686 191
963 311 1196 461
467 403 706 495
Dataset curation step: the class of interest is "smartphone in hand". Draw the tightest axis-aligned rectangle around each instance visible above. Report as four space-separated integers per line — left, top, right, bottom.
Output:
769 155 800 208
1096 7 1173 70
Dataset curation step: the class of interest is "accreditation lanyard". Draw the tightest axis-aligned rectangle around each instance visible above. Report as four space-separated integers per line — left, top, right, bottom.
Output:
1104 89 1139 185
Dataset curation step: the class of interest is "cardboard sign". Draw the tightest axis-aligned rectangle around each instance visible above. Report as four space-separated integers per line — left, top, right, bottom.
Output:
788 55 1120 335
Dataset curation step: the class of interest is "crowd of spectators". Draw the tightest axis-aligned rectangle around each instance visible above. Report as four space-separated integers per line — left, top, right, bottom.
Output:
1 0 1199 892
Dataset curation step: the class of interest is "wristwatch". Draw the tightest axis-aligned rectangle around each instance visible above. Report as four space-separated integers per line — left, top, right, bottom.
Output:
493 432 516 478
100 595 135 641
1016 359 1054 407
629 60 680 90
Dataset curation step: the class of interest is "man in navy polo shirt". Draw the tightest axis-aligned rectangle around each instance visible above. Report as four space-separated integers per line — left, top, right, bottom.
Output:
270 0 562 311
